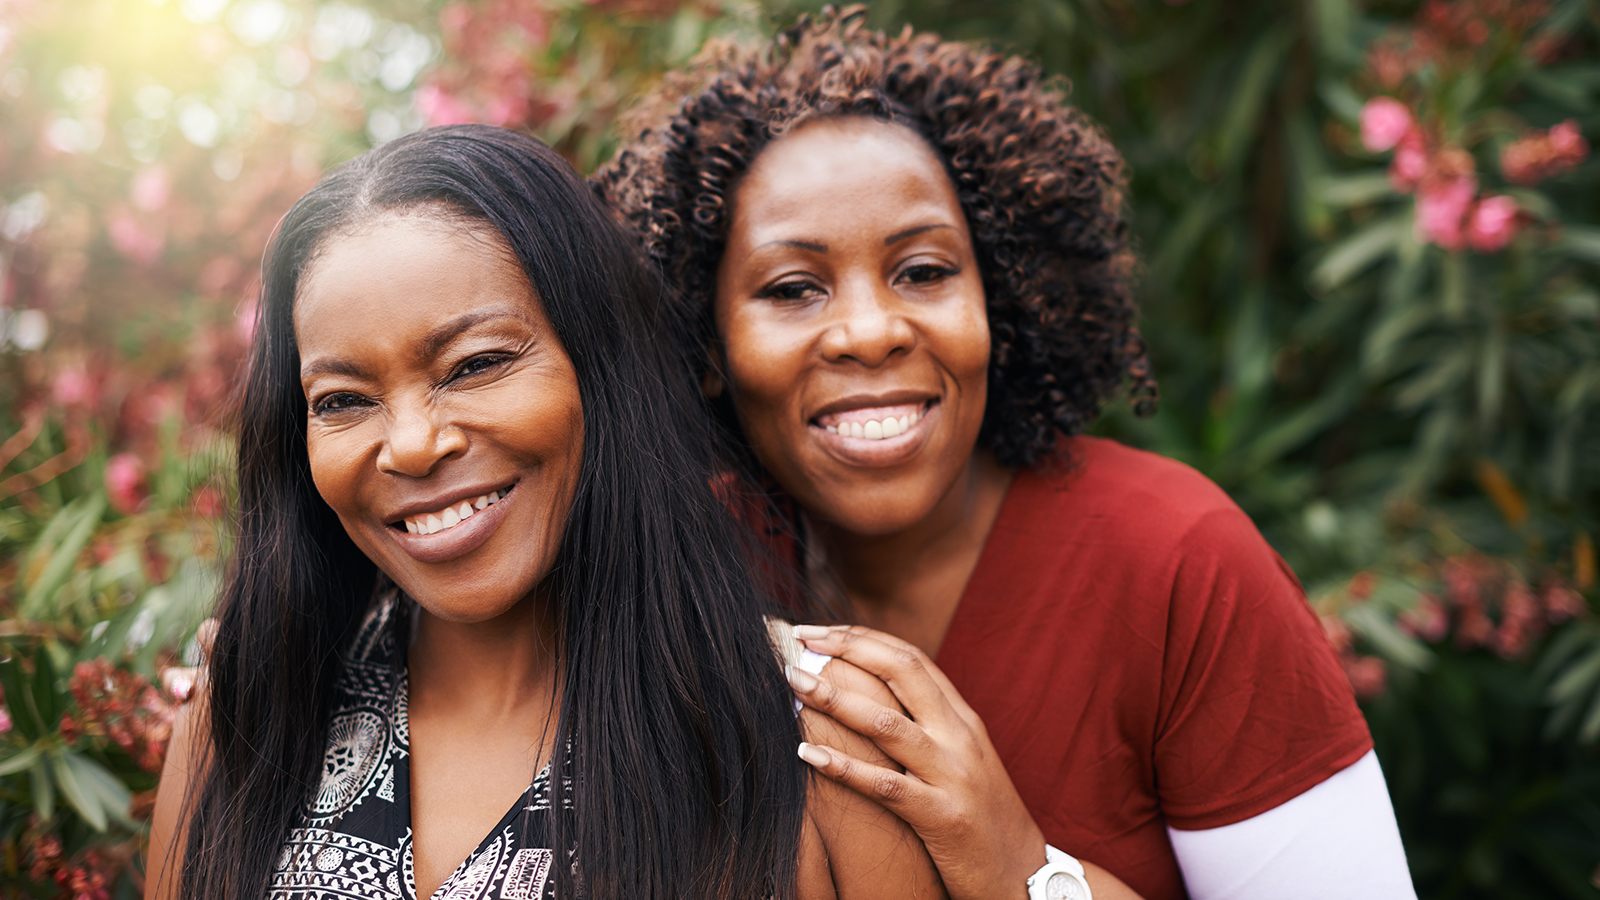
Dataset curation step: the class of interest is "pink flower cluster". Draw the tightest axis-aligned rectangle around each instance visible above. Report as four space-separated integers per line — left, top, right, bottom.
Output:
1359 97 1528 252
1501 120 1590 186
1322 558 1590 699
1427 556 1585 658
59 659 175 775
26 828 118 900
415 0 552 129
1367 0 1552 89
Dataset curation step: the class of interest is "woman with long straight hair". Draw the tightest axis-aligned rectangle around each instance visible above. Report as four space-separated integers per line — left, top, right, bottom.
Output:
146 124 942 900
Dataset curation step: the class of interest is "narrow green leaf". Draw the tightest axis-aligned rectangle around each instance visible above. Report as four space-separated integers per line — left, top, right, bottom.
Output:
50 750 106 831
65 752 133 829
1579 689 1600 744
29 644 59 736
29 758 53 821
19 494 107 620
1477 324 1506 432
1362 304 1434 378
1345 604 1434 670
1310 216 1408 291
1547 647 1600 704
1318 171 1395 209
1558 226 1600 265
1536 624 1600 682
0 744 42 777
1214 27 1294 173
1395 351 1470 411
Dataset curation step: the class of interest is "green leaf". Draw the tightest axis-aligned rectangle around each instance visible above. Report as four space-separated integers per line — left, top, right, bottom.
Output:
65 752 132 829
1310 215 1408 291
1557 226 1600 265
1214 27 1294 173
50 750 106 831
1547 647 1600 705
28 644 59 737
0 744 43 777
29 758 53 822
19 493 107 620
1318 171 1395 210
1344 604 1434 670
1395 351 1470 411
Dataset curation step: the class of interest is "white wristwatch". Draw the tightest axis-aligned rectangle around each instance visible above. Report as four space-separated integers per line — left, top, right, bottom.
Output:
1025 844 1092 900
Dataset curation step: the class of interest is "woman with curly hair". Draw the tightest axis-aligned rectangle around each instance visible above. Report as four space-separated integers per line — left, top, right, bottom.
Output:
596 9 1415 900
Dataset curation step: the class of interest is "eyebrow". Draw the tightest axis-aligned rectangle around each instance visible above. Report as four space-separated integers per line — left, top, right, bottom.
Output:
753 238 829 253
416 308 528 362
885 224 954 245
299 308 530 382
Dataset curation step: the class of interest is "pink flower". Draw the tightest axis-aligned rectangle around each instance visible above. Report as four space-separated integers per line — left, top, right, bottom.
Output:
104 452 148 515
1389 130 1429 192
1414 175 1477 250
414 83 477 127
1550 119 1588 157
1343 655 1388 699
1466 195 1520 253
0 705 11 734
1543 583 1586 623
1399 594 1449 643
51 368 95 408
1361 97 1414 152
106 210 164 266
131 165 170 212
1321 616 1354 655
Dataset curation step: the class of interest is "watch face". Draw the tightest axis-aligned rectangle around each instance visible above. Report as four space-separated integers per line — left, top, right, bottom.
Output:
1046 872 1088 900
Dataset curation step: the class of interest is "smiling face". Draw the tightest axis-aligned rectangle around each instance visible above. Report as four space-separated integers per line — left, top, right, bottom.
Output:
295 209 584 623
714 117 991 537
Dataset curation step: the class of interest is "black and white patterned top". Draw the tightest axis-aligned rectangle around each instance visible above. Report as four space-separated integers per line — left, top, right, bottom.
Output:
270 594 566 900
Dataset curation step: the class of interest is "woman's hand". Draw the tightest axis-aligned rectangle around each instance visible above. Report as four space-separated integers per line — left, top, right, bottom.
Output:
790 624 1142 900
159 618 216 702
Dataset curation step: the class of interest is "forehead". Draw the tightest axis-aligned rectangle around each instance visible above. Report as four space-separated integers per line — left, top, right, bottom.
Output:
729 118 965 235
294 211 536 337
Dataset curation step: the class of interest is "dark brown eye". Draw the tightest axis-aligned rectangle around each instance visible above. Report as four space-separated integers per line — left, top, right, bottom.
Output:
758 279 823 303
899 263 956 284
451 353 509 382
313 391 370 414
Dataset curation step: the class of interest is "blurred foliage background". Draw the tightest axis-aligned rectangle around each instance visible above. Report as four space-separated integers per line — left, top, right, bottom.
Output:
0 0 1597 897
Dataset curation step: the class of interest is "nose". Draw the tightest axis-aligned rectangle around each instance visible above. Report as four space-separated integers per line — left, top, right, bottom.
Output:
818 276 914 367
376 398 467 477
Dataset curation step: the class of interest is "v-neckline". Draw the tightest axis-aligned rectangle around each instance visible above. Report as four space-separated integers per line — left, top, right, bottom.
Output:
395 664 553 900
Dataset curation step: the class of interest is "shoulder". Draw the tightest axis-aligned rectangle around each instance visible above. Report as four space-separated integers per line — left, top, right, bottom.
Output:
146 691 209 900
1024 436 1240 530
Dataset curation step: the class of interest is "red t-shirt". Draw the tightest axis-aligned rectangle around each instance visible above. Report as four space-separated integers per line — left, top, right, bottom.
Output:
935 436 1372 900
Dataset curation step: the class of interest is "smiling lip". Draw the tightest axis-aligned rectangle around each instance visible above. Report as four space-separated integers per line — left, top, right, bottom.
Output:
388 482 517 564
809 394 939 467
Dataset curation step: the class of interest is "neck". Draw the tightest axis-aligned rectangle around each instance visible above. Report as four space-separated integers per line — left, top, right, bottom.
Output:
809 451 1012 656
408 595 561 725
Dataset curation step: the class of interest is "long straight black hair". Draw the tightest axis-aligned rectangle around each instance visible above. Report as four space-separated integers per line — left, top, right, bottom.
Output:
181 124 805 900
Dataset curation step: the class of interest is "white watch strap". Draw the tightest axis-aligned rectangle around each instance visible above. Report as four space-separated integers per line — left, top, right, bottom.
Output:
1025 844 1092 900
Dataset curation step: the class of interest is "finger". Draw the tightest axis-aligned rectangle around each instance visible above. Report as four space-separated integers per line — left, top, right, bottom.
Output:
161 666 199 702
798 624 989 732
196 618 219 659
787 664 942 766
792 626 964 728
797 740 935 816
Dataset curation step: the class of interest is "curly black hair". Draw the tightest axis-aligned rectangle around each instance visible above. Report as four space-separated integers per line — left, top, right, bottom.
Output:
595 5 1156 469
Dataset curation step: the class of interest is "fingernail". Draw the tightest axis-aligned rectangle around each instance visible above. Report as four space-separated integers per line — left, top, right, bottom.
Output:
786 665 819 693
793 624 840 641
797 742 831 767
169 675 193 701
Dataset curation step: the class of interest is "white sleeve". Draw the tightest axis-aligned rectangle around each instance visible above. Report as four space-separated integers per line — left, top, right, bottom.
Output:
1165 750 1417 899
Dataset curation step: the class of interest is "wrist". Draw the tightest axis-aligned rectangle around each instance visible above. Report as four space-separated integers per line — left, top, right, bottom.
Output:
1025 844 1092 900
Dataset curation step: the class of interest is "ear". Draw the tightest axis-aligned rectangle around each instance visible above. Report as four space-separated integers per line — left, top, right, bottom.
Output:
700 340 727 399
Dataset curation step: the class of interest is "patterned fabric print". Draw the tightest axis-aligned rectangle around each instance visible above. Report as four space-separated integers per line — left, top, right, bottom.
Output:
271 594 562 900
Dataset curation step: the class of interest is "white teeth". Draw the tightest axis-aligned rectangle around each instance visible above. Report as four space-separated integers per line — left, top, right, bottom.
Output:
863 420 883 440
404 489 506 536
899 415 910 431
826 425 838 434
850 422 864 438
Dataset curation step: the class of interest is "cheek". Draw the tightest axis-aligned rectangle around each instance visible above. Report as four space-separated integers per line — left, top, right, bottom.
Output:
719 311 803 417
305 428 366 516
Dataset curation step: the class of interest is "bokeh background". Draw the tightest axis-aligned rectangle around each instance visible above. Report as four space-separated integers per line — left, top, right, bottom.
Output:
1 0 1597 897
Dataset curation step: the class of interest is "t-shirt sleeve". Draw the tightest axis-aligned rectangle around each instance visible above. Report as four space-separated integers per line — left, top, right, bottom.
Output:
1153 506 1373 830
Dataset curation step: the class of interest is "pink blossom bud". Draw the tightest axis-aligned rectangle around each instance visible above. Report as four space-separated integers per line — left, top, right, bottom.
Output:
104 452 148 515
1414 175 1477 250
1549 119 1588 158
414 83 476 128
1467 195 1521 253
1389 130 1429 192
0 706 11 734
131 165 170 212
1361 97 1414 152
1343 655 1388 699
